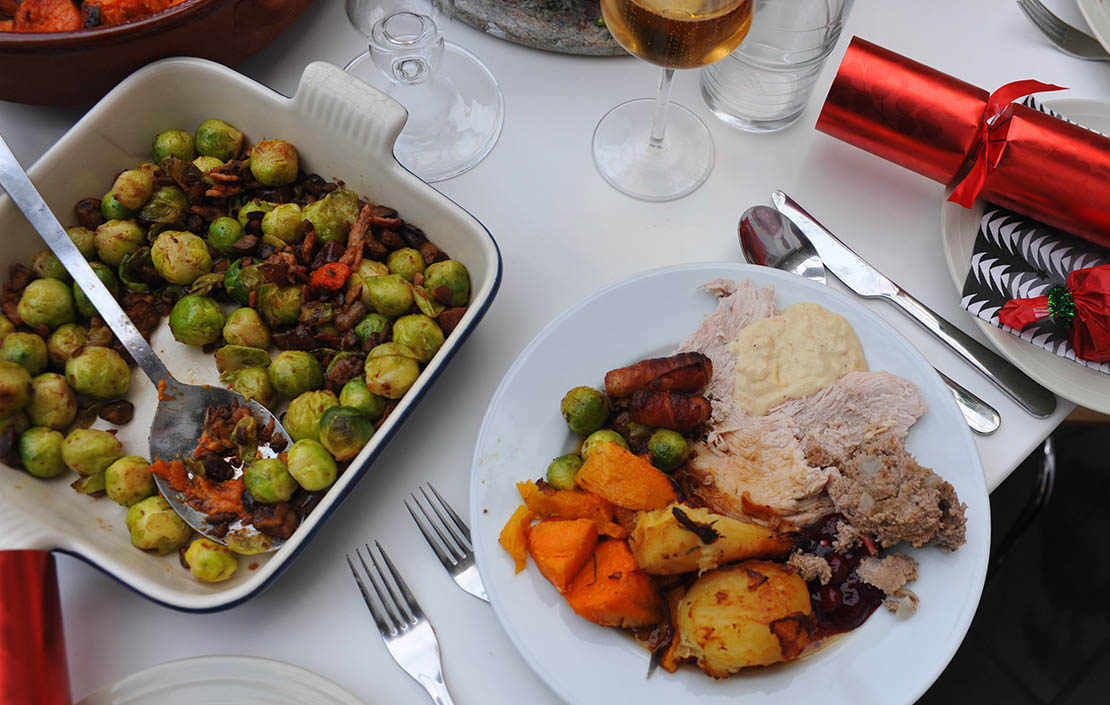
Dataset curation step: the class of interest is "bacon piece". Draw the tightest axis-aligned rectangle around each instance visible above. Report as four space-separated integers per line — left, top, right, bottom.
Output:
627 391 711 431
340 204 372 270
604 353 712 398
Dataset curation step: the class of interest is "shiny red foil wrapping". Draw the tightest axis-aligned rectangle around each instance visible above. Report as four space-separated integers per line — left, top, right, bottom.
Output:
817 37 1110 248
1 551 71 705
1000 265 1110 363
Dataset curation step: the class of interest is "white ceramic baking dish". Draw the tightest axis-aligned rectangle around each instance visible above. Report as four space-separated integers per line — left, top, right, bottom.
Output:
0 58 501 611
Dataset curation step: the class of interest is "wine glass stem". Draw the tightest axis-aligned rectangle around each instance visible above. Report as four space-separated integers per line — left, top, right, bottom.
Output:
648 68 676 150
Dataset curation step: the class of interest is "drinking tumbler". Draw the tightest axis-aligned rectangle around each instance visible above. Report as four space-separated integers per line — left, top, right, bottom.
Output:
701 0 855 132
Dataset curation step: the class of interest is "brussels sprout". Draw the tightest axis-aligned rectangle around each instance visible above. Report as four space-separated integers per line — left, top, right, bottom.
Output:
391 314 444 363
118 246 159 293
256 283 302 328
184 538 238 582
353 313 391 344
194 119 244 161
150 231 213 286
366 274 414 317
65 346 130 399
0 411 29 436
192 155 224 178
1 333 48 376
318 406 373 462
18 279 75 330
581 430 629 460
94 220 144 266
125 496 191 555
250 139 299 187
26 373 76 430
546 454 583 491
0 316 13 344
387 248 426 282
231 414 258 463
0 361 31 417
31 250 68 281
261 203 304 245
287 438 338 491
214 345 271 376
206 217 246 257
423 260 470 307
302 188 361 243
236 198 275 228
358 259 389 279
224 257 262 306
223 307 271 349
105 455 155 507
111 169 154 211
560 386 608 436
168 295 225 346
284 389 338 442
268 351 323 399
339 376 387 420
100 191 133 221
66 226 97 260
648 429 689 473
363 342 420 399
139 185 188 227
71 471 106 495
61 428 122 476
620 420 654 452
412 285 447 318
73 262 120 318
225 529 272 555
228 367 277 409
19 427 66 478
152 128 196 164
244 457 298 503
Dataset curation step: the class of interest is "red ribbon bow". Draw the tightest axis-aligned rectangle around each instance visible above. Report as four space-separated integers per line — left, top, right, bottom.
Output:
947 79 1066 207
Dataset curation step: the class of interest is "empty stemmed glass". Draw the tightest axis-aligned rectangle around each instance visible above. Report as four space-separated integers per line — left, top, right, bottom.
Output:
345 0 504 182
594 0 755 201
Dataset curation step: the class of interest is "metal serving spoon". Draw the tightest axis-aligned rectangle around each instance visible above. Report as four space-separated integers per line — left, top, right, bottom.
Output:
738 205 1001 436
0 133 291 550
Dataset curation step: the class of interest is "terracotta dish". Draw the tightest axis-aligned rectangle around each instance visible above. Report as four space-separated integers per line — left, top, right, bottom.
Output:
0 0 316 105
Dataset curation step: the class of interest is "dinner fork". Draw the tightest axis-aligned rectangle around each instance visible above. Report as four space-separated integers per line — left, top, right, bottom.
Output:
406 484 488 603
1016 0 1110 60
346 542 457 705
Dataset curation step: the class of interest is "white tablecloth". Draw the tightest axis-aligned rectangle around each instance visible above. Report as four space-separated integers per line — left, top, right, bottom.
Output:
1 0 1105 701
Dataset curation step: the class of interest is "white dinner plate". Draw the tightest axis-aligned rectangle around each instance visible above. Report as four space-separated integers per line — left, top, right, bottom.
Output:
76 655 365 705
1076 0 1110 55
939 98 1110 414
470 263 989 705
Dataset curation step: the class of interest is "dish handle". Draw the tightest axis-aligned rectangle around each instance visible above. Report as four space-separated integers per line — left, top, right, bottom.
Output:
291 62 408 163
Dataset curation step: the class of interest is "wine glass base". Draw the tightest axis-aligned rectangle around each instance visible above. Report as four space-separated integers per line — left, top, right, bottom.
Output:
346 41 504 182
592 98 715 202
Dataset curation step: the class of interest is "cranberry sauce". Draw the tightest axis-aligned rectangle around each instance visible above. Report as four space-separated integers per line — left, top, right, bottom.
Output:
798 513 885 637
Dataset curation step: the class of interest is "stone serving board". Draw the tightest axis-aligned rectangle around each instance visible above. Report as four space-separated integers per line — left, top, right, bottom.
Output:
456 0 623 56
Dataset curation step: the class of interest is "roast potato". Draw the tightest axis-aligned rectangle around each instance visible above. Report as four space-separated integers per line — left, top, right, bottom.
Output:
672 560 814 677
629 503 794 574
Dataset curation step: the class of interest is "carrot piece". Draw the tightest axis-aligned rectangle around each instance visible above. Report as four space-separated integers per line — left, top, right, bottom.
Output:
13 0 81 32
575 442 678 511
527 519 599 593
516 480 627 538
565 538 665 628
0 20 13 31
309 262 350 291
498 504 535 574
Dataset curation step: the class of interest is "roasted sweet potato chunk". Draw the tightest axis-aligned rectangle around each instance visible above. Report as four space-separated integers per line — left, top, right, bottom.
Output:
13 0 81 32
516 480 627 538
575 442 678 511
527 519 599 593
565 538 665 628
498 504 535 574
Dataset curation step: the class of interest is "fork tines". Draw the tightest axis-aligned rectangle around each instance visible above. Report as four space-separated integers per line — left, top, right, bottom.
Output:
407 484 471 568
1016 0 1110 60
346 541 424 637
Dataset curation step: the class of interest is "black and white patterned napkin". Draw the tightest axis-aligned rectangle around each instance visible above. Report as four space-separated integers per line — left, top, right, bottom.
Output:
959 97 1110 374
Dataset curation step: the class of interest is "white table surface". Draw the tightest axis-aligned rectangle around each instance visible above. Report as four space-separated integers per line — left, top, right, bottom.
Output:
1 0 1106 702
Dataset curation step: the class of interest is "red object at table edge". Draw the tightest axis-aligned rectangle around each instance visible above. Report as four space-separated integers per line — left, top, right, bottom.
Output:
999 265 1110 363
816 37 1110 249
0 550 71 705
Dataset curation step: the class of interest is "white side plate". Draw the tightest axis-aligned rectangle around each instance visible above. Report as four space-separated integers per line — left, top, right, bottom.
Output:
1076 0 1110 55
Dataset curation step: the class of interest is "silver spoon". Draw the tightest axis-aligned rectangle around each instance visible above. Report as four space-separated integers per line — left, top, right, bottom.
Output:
739 205 1001 436
0 133 291 550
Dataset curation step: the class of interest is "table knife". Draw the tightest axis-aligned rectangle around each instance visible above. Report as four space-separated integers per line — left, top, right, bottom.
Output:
771 190 1056 419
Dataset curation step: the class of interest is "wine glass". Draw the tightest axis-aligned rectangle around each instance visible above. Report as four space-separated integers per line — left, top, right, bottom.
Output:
594 0 755 201
346 0 504 182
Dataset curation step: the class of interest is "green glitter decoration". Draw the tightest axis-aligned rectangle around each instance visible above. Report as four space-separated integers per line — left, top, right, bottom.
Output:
1047 285 1076 327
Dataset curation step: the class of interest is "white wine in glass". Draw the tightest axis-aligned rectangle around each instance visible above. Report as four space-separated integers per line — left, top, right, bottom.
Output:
594 0 754 200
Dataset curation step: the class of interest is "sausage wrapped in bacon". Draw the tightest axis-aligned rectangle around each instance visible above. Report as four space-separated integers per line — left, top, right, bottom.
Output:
628 391 711 431
604 353 712 398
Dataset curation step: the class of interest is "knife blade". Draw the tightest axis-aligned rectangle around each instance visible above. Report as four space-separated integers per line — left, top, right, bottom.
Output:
771 190 1056 419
